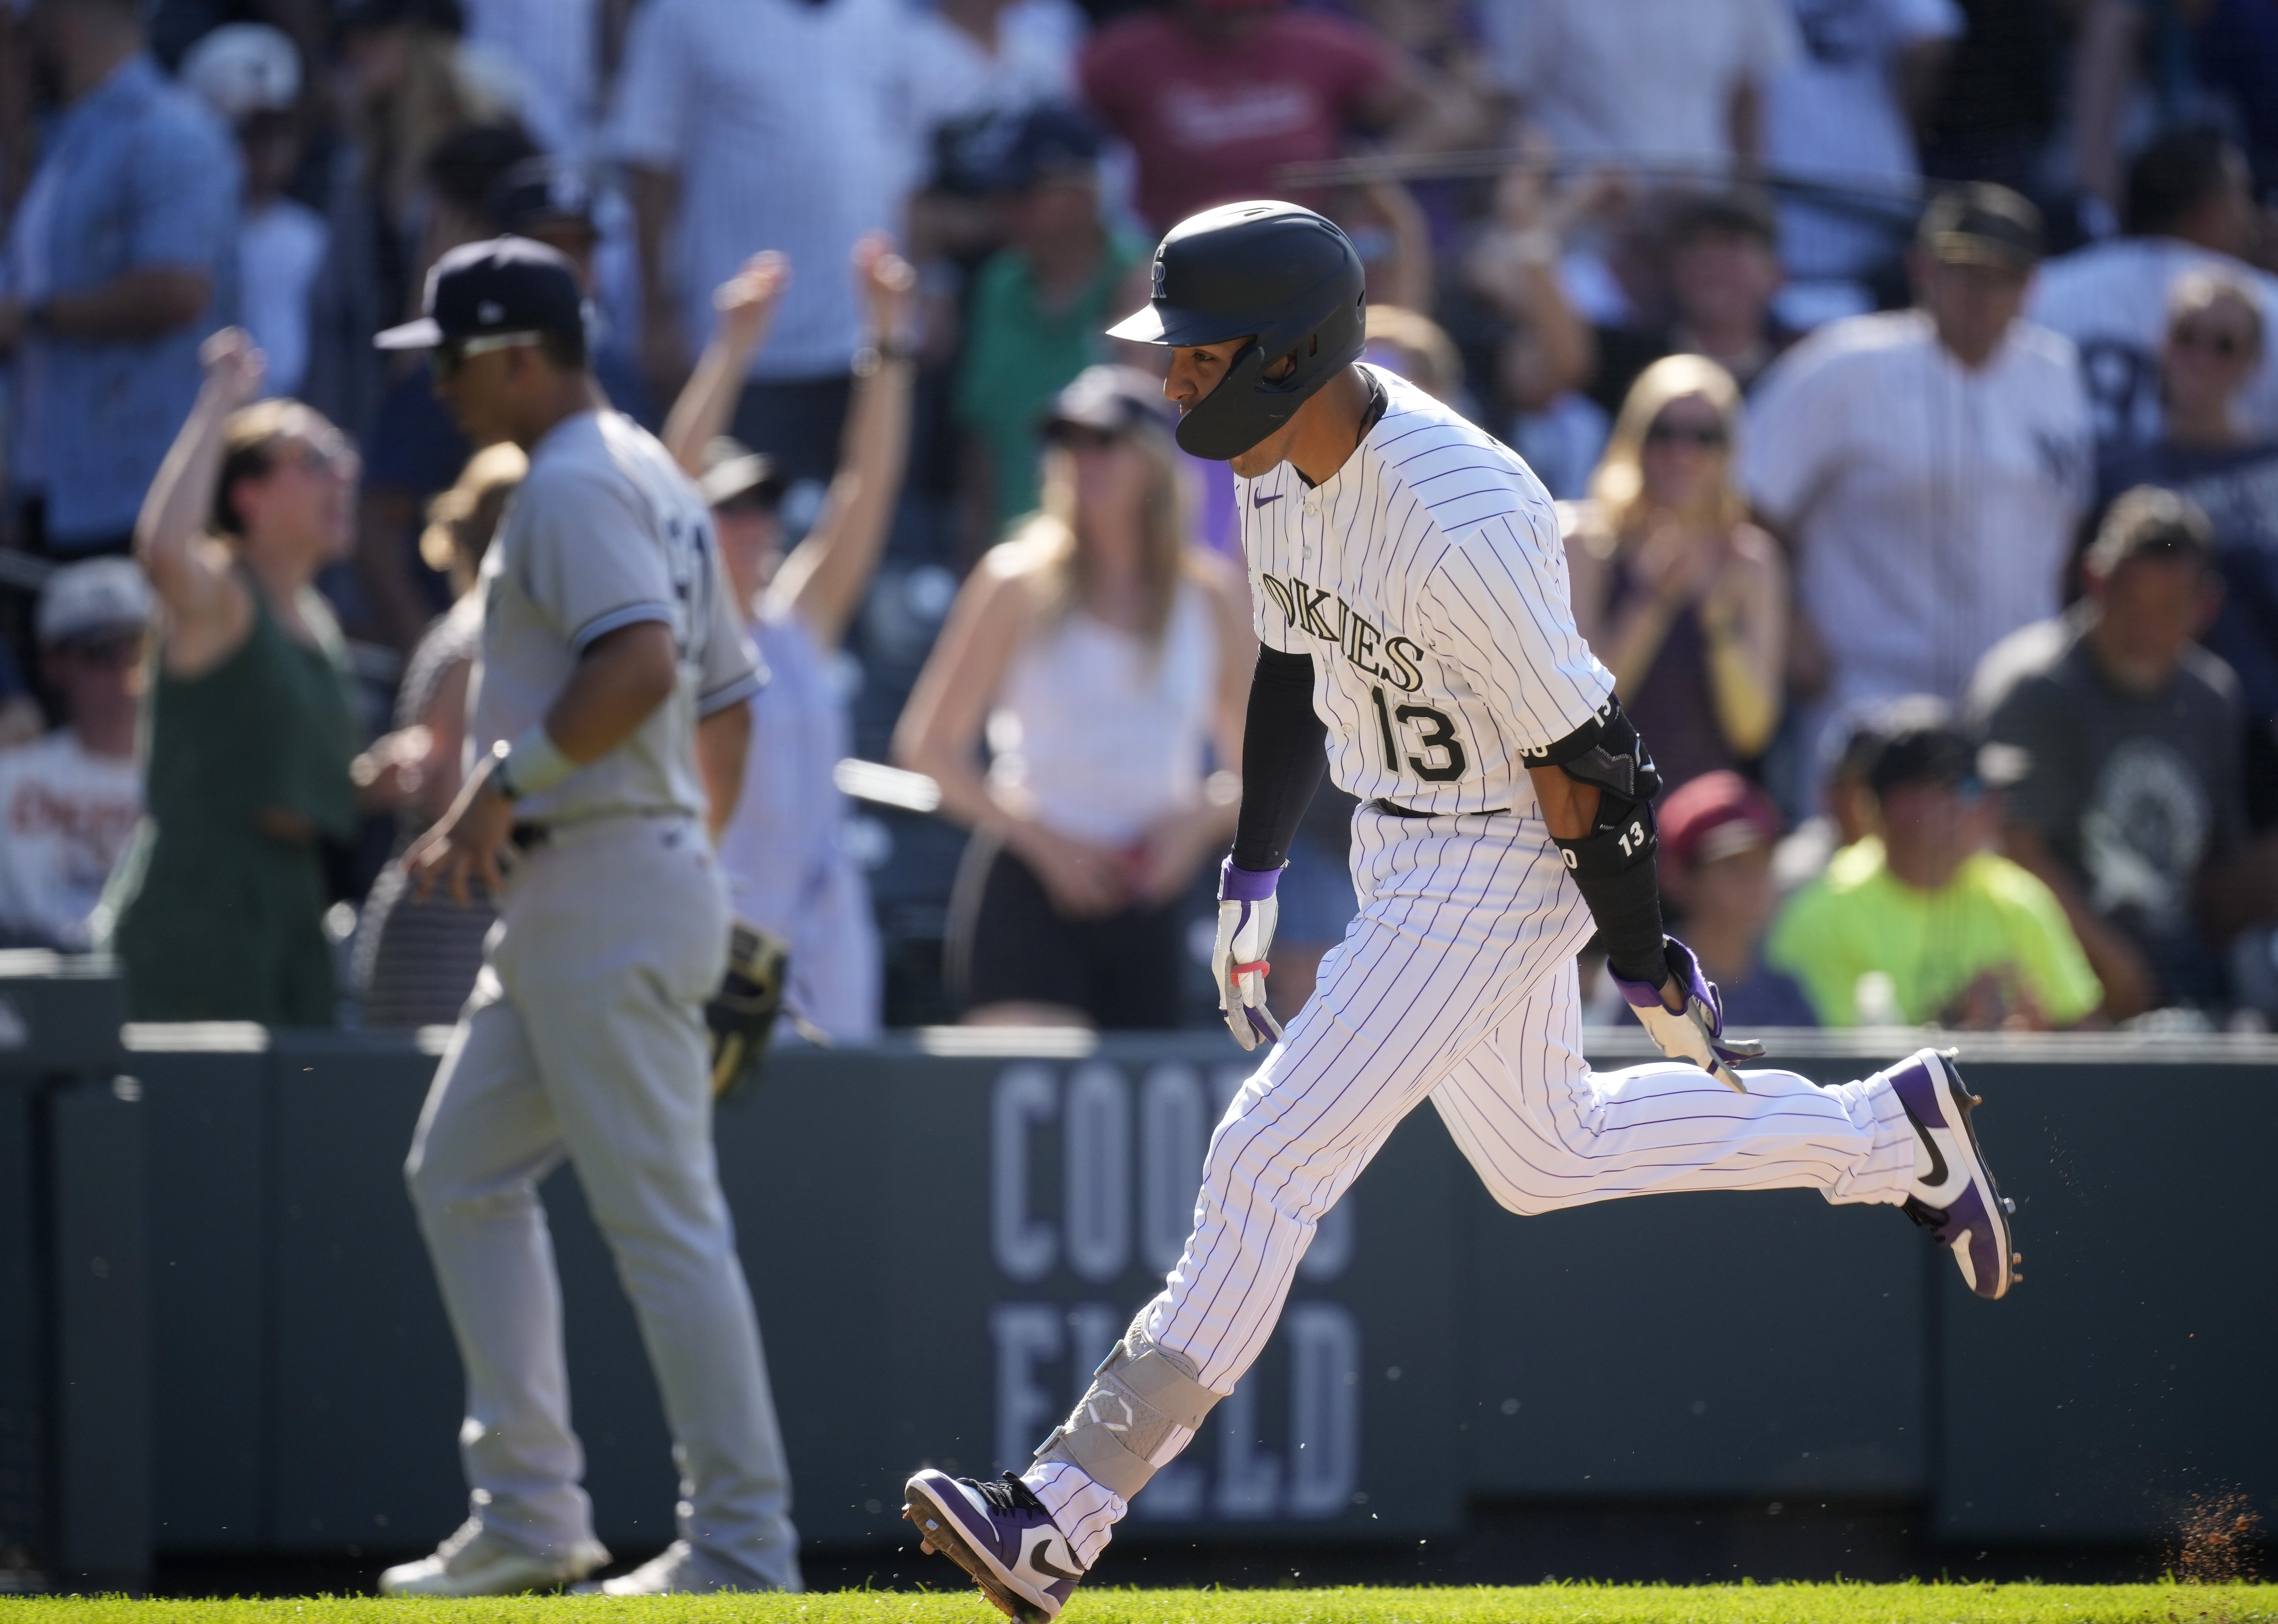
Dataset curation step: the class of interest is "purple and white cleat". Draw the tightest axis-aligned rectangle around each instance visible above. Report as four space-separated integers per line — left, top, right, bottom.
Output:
1885 1047 2021 1300
904 1469 1086 1623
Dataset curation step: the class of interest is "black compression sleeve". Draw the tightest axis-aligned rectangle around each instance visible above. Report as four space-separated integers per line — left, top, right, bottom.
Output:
1231 646 1329 873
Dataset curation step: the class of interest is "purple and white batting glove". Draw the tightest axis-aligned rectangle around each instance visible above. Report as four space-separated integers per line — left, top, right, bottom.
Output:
1609 937 1765 1093
1213 858 1285 1052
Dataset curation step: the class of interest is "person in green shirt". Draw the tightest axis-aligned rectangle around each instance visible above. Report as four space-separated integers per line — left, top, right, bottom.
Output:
953 105 1152 546
106 328 419 1024
1769 720 2104 1028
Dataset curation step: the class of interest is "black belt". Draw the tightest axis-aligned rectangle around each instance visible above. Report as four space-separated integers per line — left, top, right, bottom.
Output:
1369 799 1511 819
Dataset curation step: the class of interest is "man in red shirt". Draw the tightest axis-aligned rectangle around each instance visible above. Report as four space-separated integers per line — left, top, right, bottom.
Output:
1079 0 1436 232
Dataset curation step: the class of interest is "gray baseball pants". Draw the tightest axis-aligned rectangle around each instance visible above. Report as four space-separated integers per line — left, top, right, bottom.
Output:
404 813 800 1590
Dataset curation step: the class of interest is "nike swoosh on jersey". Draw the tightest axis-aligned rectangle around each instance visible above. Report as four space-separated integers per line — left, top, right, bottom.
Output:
1253 491 1283 506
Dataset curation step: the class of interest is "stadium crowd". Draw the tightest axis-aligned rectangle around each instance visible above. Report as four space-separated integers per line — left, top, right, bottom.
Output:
3 0 2278 1039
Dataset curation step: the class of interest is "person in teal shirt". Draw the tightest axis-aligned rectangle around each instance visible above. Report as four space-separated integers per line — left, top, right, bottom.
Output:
953 106 1151 542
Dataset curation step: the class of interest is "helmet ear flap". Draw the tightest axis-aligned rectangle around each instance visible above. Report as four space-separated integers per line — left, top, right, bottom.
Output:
1174 339 1280 460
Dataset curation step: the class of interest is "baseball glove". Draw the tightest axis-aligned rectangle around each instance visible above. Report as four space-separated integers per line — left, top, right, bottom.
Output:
707 918 791 1102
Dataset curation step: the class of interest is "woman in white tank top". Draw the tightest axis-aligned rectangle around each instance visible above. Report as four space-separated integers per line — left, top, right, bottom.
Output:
896 366 1253 1027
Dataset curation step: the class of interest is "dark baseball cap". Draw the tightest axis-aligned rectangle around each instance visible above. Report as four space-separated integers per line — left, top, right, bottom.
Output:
1002 104 1104 190
374 236 585 351
1869 724 1986 797
1917 183 2044 273
487 156 597 237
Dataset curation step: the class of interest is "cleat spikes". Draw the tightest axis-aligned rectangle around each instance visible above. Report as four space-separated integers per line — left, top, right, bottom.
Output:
2002 1197 2016 1214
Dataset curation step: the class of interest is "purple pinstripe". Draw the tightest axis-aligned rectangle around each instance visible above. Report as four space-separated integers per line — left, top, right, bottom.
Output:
1142 809 1918 1393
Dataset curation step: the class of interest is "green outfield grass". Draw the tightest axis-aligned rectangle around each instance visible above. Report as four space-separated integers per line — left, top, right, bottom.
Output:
3 1586 2274 1624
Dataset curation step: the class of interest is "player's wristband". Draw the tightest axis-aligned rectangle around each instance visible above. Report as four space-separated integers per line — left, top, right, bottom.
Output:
490 725 575 803
1217 858 1283 903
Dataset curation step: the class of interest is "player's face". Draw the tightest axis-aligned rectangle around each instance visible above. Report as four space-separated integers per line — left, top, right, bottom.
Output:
1165 338 1302 475
431 346 523 447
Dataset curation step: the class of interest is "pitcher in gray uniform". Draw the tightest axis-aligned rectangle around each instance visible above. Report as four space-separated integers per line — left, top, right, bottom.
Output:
372 238 798 1598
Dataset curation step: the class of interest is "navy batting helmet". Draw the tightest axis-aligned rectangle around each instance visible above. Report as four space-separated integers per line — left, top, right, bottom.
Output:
1106 201 1366 460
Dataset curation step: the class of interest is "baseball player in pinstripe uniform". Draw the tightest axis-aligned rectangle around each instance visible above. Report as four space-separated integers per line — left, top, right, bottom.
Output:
904 202 2022 1624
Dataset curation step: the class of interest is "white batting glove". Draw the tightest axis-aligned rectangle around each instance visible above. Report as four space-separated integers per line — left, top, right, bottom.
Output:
1213 858 1285 1052
1609 937 1764 1093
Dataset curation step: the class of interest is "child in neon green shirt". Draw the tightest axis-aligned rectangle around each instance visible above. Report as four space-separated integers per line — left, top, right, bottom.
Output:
1767 723 2102 1027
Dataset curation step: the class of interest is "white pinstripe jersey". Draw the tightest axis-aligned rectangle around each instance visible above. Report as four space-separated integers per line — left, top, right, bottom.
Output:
1238 365 1614 817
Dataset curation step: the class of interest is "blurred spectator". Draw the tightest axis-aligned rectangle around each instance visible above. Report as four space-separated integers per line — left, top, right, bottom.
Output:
2068 0 2253 226
917 0 1085 120
353 124 541 650
1917 0 2062 199
0 560 150 949
1746 184 2091 737
1077 0 1440 235
2029 127 2278 448
460 0 601 159
663 241 917 1043
2097 270 2278 820
302 0 502 454
487 156 648 418
0 637 41 750
181 23 327 399
895 367 1252 1028
1974 488 2278 1017
0 0 240 558
1363 302 1465 401
1442 155 1600 494
1770 691 1948 895
1763 0 1957 288
1567 355 1787 792
1336 0 1505 159
1332 174 1435 316
608 0 942 485
1658 771 1817 1025
106 330 414 1024
353 440 524 1027
1483 0 1800 174
953 104 1151 547
1587 191 1796 418
1766 719 2103 1026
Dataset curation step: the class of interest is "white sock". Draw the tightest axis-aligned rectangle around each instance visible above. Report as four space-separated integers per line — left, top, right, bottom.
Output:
1021 1460 1124 1569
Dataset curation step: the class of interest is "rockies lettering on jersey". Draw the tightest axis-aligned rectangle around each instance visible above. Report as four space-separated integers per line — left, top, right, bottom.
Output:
1237 364 1612 815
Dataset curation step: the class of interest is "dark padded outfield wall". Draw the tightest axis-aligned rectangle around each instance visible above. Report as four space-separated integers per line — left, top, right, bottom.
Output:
1 955 2272 1581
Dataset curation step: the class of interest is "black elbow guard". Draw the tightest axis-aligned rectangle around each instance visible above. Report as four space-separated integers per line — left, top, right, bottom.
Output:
1538 698 1668 985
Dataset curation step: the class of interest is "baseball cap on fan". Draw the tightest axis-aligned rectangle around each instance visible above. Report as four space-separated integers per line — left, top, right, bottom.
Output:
1917 183 2044 274
37 558 155 647
1042 365 1173 441
179 23 301 123
1658 771 1782 874
373 236 586 351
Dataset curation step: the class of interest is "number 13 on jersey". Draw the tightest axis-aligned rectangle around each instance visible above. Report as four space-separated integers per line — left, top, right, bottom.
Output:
1371 685 1466 782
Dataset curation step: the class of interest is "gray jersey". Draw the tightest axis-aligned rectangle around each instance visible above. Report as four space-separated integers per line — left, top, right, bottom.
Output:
469 410 762 824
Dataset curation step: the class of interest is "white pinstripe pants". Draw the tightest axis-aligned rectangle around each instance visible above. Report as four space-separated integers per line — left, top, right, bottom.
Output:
1031 806 1918 1555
